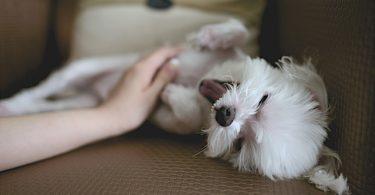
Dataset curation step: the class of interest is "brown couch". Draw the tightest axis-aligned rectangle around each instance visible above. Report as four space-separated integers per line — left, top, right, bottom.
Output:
0 0 374 194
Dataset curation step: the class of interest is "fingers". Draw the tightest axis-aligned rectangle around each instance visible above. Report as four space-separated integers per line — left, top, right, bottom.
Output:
149 62 178 96
136 47 182 83
143 47 182 68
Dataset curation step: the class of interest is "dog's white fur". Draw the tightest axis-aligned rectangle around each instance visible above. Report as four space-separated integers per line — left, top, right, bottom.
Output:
0 19 348 194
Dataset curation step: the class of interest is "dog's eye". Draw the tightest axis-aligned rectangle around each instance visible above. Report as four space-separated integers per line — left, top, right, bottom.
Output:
257 94 269 108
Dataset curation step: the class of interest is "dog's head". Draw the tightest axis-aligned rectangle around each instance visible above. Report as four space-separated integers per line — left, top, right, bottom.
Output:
199 57 329 179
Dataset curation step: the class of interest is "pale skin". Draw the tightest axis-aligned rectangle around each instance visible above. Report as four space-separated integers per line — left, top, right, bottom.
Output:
0 47 181 172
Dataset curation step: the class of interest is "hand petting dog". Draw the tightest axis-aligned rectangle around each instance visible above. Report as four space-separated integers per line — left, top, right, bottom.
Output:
100 47 180 132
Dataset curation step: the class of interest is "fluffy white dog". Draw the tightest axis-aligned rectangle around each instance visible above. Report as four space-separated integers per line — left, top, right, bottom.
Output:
0 19 348 194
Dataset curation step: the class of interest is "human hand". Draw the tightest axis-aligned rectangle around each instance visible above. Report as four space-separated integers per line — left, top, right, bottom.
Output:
99 47 181 134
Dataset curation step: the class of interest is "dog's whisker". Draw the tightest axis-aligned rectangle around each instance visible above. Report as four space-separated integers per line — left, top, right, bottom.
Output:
193 145 207 157
193 130 206 135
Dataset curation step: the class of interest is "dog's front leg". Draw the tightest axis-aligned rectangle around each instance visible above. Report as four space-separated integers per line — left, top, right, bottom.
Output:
151 84 203 134
194 19 250 50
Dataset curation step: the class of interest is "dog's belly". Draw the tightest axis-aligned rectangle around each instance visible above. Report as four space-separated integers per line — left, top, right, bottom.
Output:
87 48 239 101
174 49 238 87
91 70 125 99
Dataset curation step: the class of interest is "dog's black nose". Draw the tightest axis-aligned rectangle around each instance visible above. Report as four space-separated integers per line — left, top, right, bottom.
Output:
215 106 236 127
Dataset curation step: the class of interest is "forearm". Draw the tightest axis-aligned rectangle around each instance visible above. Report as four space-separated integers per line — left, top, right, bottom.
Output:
0 47 179 172
0 108 125 171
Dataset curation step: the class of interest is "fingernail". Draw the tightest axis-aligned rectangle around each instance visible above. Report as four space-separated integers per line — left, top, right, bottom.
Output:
170 58 180 67
165 60 178 77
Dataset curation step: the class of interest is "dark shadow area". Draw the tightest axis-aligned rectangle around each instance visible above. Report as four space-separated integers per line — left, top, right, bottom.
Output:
259 0 281 65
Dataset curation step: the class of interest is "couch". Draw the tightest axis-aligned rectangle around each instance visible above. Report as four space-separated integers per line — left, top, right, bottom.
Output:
0 0 373 194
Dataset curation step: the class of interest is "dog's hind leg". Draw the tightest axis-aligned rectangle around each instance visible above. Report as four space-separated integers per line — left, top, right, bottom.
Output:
150 105 193 134
0 54 139 116
3 54 139 101
0 93 99 117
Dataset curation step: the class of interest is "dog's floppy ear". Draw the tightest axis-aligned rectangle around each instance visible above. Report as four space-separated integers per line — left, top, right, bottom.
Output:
306 146 349 194
277 57 328 112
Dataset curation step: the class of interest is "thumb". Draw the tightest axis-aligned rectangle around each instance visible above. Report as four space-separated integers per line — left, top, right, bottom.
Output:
150 61 178 95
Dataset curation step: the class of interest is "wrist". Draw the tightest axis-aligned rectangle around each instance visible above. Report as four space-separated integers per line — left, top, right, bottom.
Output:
95 104 135 136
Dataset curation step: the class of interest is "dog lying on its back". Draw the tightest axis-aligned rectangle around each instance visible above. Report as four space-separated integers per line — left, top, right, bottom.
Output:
0 19 348 194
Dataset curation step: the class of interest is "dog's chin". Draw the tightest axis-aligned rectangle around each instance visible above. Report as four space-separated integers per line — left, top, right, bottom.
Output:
204 122 243 158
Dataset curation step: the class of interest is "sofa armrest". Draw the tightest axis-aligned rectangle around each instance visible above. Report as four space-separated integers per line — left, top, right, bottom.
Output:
268 0 375 194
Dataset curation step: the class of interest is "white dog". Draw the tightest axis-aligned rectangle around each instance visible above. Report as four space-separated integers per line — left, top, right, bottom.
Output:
0 19 348 194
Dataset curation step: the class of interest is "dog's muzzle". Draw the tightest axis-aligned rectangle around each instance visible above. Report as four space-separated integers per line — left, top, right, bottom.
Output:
199 79 236 127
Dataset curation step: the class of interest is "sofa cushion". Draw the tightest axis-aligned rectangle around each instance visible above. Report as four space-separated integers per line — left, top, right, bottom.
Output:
0 125 323 194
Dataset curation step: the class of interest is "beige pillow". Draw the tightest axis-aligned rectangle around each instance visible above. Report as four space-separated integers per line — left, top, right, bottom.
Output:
70 0 265 59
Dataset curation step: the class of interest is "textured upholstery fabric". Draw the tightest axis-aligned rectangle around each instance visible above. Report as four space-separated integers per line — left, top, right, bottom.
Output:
0 0 51 97
275 0 375 194
0 127 323 194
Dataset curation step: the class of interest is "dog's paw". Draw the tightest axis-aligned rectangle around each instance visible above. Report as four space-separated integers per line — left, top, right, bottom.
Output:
195 20 249 50
0 103 12 117
161 84 177 105
0 101 20 117
0 98 38 117
229 154 240 167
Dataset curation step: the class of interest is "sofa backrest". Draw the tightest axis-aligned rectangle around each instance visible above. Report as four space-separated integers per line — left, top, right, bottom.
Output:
0 0 53 97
